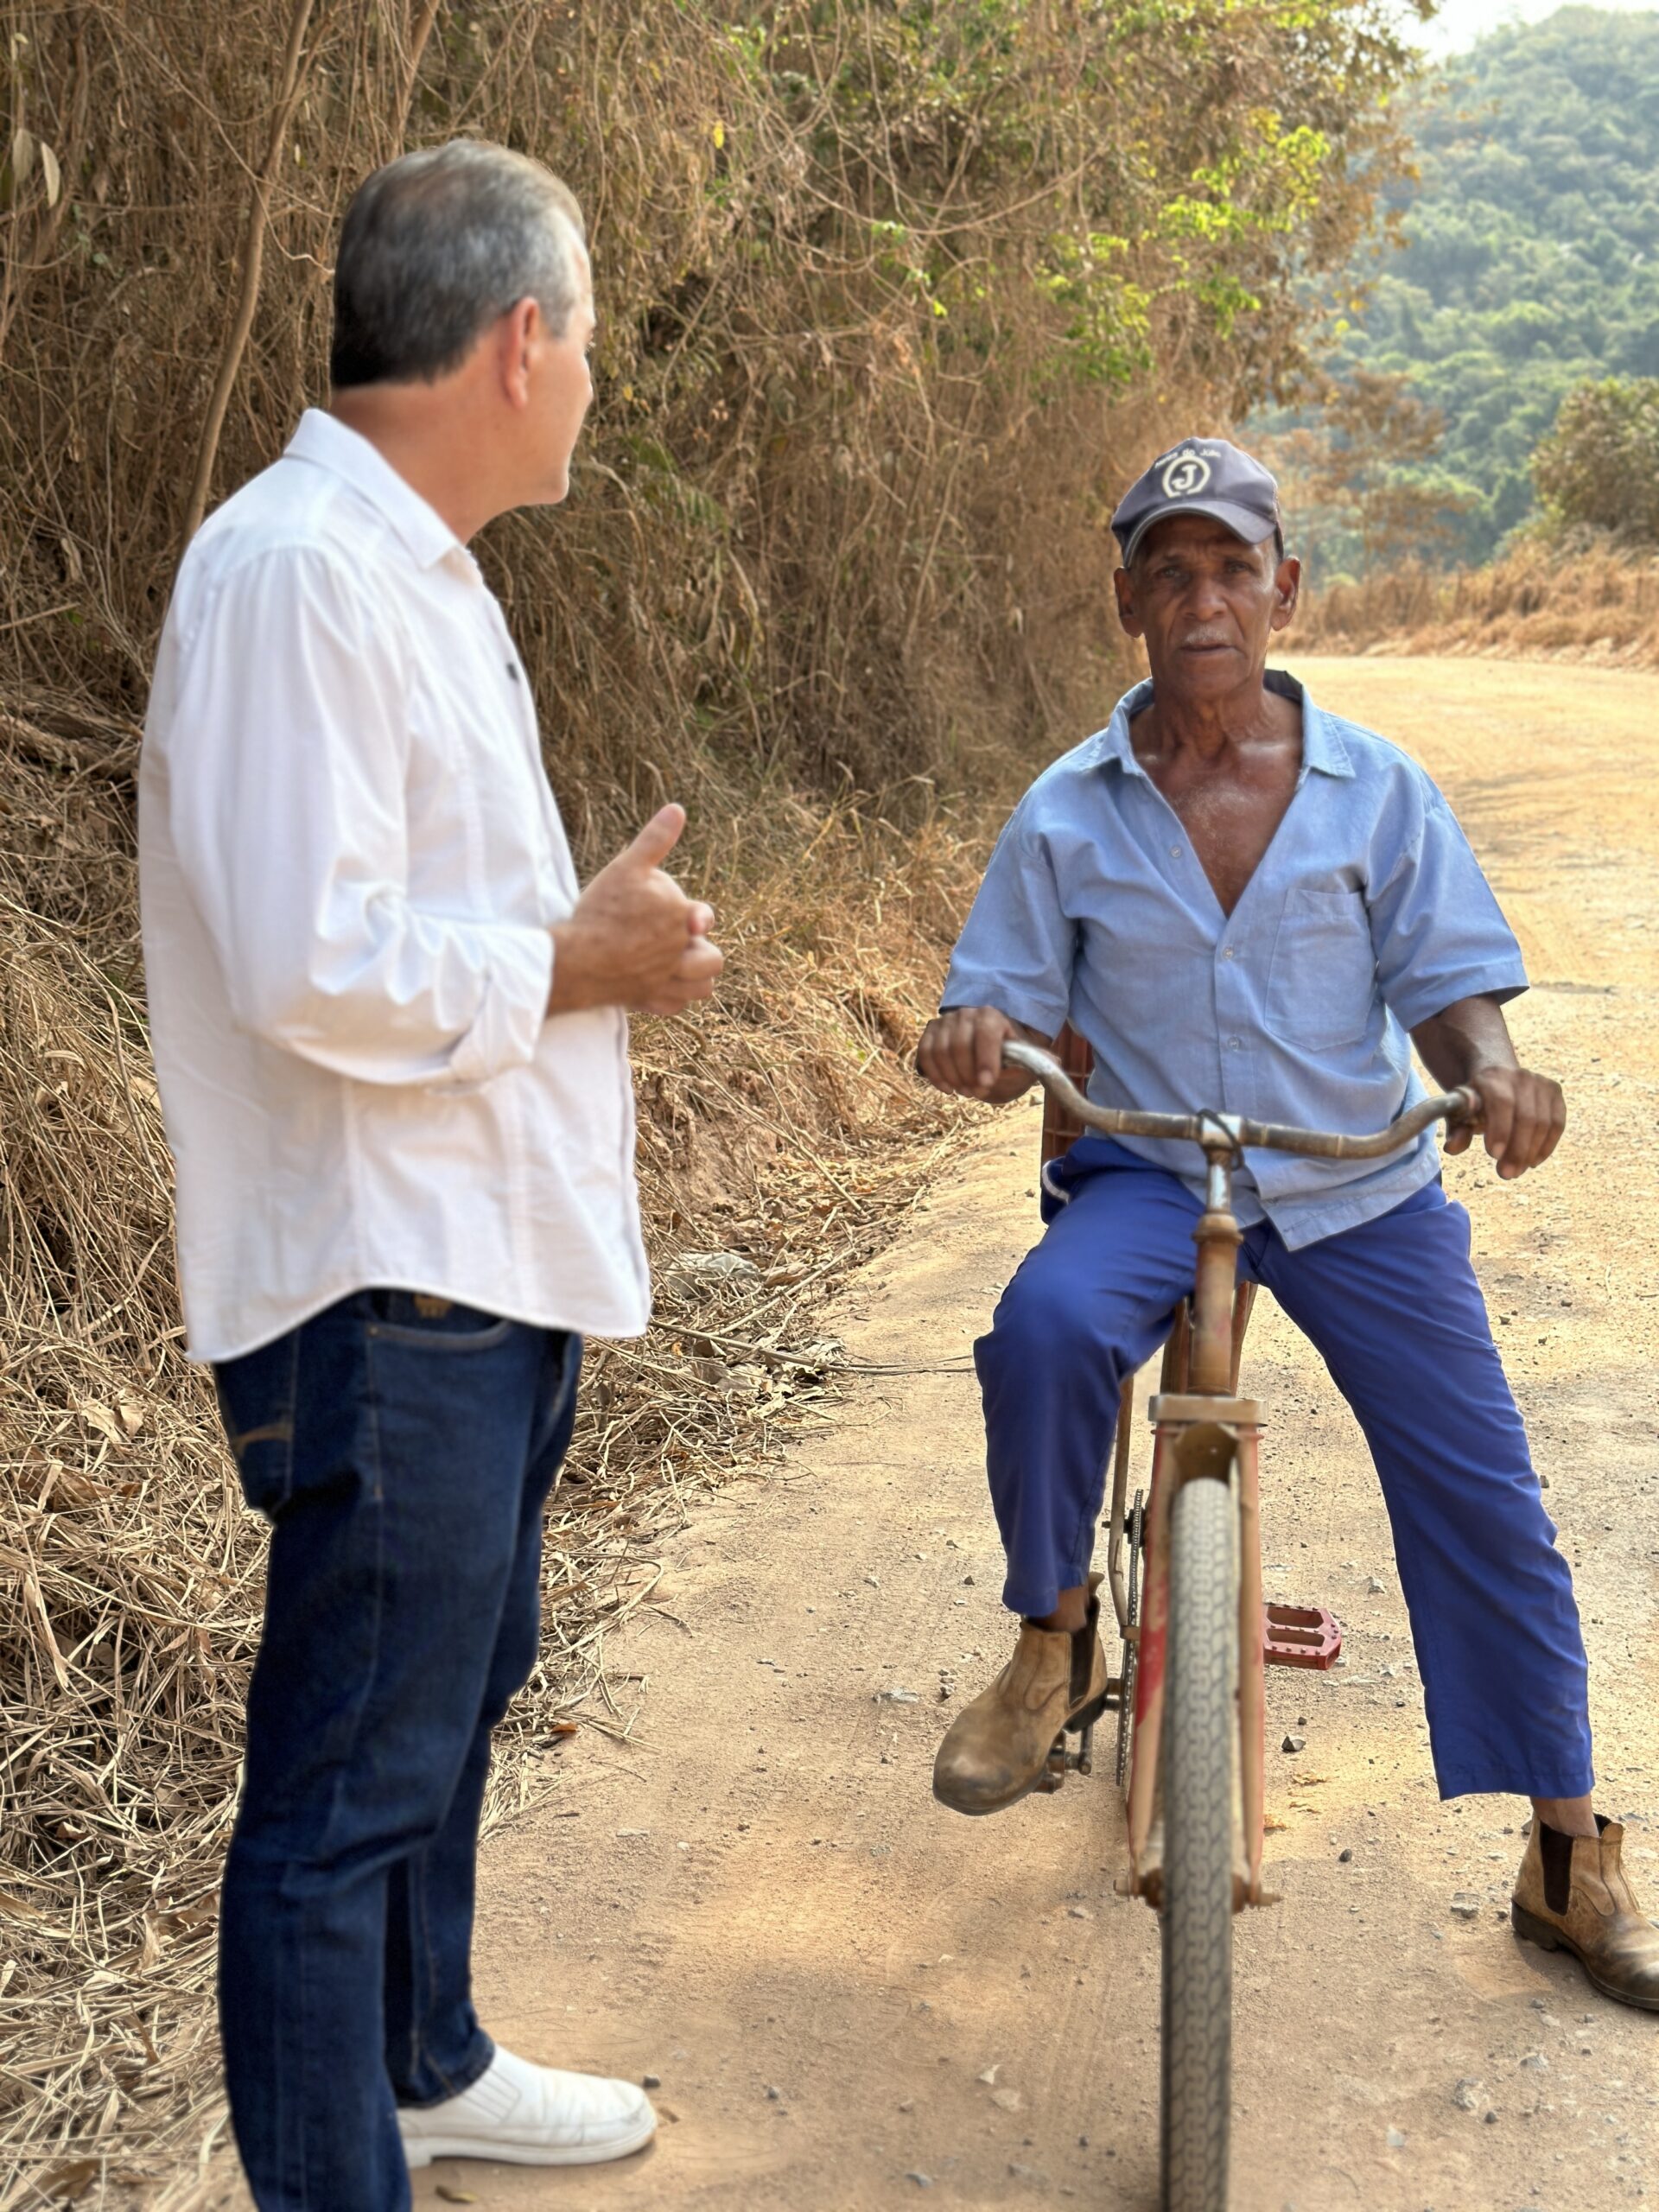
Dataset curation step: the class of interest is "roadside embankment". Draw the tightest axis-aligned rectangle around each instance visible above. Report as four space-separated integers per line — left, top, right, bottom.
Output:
1300 540 1659 669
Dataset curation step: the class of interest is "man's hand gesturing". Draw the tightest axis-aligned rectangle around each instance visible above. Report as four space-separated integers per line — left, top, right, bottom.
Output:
549 804 724 1017
917 1007 1047 1103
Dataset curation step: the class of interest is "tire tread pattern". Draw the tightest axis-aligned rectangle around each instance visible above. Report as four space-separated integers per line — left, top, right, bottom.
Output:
1160 1473 1235 2211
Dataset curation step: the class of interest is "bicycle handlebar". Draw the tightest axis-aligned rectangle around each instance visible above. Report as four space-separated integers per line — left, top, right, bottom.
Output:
1002 1039 1480 1161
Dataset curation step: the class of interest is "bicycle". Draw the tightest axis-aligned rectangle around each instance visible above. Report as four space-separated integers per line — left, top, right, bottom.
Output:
1006 1031 1480 2212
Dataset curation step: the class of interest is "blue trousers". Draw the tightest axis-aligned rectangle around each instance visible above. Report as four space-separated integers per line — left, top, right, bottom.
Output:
976 1140 1593 1802
213 1290 581 2212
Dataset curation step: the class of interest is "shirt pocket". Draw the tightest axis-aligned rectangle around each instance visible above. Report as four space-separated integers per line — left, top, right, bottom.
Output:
1265 887 1377 1052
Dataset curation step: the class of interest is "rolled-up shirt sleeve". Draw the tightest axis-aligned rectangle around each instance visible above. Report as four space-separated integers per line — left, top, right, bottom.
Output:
1370 773 1529 1033
164 546 553 1088
940 804 1076 1038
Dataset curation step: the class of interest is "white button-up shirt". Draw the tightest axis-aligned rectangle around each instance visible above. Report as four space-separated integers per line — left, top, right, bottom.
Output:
139 409 651 1362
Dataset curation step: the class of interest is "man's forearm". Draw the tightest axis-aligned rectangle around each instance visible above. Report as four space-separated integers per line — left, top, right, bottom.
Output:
232 899 553 1090
546 918 605 1014
1410 991 1565 1179
1410 992 1519 1091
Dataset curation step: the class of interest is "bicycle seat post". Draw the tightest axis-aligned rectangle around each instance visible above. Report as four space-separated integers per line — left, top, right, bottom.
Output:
1189 1137 1243 1397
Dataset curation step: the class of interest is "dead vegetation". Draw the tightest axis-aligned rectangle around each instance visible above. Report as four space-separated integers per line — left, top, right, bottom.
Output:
1299 537 1659 670
0 1 1420 2198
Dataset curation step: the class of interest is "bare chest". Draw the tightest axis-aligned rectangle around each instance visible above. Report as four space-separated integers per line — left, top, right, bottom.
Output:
1151 760 1300 918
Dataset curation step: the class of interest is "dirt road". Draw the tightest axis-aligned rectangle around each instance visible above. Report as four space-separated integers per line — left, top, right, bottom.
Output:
221 658 1659 2210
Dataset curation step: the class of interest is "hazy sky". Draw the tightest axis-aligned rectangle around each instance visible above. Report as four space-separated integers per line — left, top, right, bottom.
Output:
1410 0 1658 54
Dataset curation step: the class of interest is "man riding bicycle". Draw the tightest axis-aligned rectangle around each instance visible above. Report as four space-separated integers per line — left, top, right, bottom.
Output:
917 436 1657 2012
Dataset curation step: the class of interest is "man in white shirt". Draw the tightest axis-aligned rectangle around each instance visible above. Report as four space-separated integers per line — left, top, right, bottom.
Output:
139 142 719 2209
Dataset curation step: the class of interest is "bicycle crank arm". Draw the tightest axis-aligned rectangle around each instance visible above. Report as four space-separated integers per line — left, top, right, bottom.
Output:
1034 1683 1123 1793
1035 1731 1096 1793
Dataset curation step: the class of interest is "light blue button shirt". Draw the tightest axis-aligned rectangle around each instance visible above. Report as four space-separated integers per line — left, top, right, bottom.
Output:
941 671 1528 1248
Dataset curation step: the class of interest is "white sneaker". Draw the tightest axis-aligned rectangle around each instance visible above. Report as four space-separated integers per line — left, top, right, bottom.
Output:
398 2044 657 2169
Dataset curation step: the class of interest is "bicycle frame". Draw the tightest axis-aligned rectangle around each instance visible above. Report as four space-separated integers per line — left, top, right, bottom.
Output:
1003 1037 1478 1915
1122 1141 1269 1912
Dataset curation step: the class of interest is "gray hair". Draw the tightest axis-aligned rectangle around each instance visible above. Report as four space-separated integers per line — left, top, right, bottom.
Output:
331 140 588 390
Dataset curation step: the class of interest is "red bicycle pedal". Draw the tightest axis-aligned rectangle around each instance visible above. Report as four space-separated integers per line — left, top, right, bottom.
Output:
1261 1601 1343 1670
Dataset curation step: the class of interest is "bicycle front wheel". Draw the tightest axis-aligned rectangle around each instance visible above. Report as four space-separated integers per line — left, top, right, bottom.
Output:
1160 1470 1236 2212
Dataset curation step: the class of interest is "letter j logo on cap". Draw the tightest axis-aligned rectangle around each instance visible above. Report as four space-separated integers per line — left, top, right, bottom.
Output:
1160 448 1211 499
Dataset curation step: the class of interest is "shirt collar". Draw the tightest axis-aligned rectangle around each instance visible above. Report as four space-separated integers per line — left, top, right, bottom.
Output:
284 408 469 575
1090 667 1355 781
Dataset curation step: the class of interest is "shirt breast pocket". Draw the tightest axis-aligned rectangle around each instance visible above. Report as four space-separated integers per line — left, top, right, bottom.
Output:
1265 887 1378 1052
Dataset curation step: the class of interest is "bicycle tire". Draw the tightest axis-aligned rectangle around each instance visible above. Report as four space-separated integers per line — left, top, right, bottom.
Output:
1114 1490 1144 1794
1160 1471 1236 2212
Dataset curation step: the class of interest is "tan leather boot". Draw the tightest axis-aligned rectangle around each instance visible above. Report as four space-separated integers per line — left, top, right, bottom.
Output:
1511 1815 1659 2012
932 1587 1109 1817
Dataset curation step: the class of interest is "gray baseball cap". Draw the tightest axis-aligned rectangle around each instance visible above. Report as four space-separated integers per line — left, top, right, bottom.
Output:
1111 437 1281 567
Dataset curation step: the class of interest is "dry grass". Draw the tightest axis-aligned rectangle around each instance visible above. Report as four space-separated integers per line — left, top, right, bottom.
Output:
0 1 1413 815
0 0 1154 809
1299 537 1659 669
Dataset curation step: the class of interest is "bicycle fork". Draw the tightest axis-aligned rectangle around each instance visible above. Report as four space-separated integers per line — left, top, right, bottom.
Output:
1122 1397 1271 1914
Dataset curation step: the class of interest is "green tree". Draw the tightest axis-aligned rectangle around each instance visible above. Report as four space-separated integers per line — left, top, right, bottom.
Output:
1533 377 1659 543
1262 369 1473 578
1254 7 1659 563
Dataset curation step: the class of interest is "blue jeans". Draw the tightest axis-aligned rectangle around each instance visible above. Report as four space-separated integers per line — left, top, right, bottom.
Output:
213 1291 581 2212
976 1140 1594 1802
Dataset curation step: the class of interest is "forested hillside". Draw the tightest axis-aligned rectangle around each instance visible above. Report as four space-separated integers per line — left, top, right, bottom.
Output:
1270 5 1659 569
